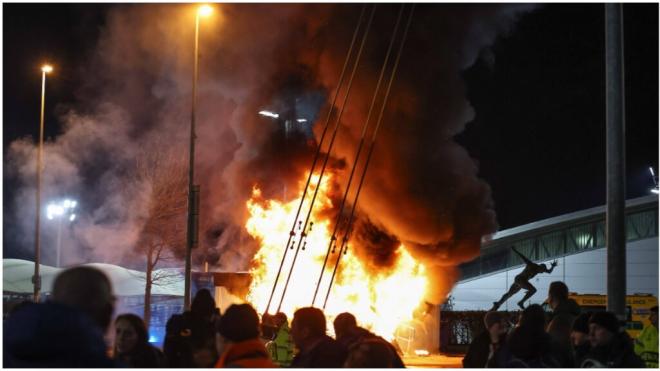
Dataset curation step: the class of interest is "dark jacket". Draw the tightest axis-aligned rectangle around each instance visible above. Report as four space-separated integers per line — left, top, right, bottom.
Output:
3 302 119 368
580 331 645 368
488 326 564 368
462 331 491 368
549 299 581 325
164 310 218 367
290 334 347 368
337 327 405 368
573 342 591 367
117 344 167 368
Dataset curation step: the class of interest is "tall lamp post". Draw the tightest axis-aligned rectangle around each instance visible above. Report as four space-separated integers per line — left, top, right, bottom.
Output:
33 64 53 302
185 4 213 310
46 199 77 267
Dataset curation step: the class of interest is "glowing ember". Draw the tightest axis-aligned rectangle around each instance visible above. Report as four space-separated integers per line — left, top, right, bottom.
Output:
246 172 429 340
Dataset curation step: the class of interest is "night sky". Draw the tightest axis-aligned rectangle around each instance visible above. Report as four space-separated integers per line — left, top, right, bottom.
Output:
3 3 658 259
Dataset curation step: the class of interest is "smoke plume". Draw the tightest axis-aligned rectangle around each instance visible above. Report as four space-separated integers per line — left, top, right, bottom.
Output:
6 4 534 301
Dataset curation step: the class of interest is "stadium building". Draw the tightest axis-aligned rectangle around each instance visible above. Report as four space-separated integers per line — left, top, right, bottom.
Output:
450 194 658 311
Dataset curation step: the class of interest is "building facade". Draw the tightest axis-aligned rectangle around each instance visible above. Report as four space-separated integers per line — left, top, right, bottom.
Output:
451 195 658 311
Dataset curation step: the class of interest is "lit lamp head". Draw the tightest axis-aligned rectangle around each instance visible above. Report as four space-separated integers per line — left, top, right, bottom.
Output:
41 64 53 74
197 4 213 17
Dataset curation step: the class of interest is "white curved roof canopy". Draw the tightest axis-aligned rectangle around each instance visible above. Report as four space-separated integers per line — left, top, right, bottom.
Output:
3 259 184 296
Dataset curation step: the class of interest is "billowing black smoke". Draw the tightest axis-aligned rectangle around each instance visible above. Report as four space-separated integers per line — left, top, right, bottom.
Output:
5 4 534 301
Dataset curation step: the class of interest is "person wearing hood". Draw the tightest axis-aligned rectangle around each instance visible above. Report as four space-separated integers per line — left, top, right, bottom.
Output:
581 311 644 368
214 303 276 368
3 266 119 367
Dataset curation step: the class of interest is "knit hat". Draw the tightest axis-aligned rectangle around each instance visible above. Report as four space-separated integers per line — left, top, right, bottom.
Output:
572 312 591 334
216 303 260 342
588 311 620 334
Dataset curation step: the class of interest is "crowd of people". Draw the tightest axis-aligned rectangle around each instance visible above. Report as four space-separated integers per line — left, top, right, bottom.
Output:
464 280 658 368
3 266 405 368
5 266 658 368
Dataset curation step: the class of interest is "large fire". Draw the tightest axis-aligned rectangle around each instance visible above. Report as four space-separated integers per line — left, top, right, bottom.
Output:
245 172 429 340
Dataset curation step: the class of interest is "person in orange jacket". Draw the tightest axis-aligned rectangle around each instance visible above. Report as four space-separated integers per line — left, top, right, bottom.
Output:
214 304 277 368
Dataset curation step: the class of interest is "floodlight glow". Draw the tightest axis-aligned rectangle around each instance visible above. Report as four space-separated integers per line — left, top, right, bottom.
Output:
41 64 53 73
198 5 213 17
652 189 659 194
650 167 655 177
297 118 307 123
259 110 279 119
46 199 78 221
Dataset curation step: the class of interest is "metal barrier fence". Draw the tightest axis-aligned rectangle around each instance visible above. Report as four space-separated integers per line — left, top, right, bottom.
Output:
439 311 519 355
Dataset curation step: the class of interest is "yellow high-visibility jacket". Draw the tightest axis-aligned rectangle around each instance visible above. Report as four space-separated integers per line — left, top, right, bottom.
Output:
634 325 658 368
266 323 294 367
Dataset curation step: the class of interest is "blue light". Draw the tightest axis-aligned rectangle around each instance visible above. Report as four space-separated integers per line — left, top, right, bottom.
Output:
148 335 159 343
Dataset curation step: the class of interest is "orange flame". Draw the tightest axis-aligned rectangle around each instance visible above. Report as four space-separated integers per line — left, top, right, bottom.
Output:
246 172 428 340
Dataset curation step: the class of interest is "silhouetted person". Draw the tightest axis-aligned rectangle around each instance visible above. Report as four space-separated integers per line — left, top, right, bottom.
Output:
214 303 275 368
635 305 658 368
571 312 592 367
581 311 644 368
290 307 346 368
333 312 404 367
547 281 581 325
4 266 119 367
491 247 557 310
344 338 400 368
164 289 220 367
488 304 564 367
463 311 509 368
114 313 166 367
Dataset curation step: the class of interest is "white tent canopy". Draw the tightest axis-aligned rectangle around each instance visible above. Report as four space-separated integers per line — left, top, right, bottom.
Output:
3 259 184 297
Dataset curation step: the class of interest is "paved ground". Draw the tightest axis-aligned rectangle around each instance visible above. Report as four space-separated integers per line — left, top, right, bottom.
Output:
402 354 464 368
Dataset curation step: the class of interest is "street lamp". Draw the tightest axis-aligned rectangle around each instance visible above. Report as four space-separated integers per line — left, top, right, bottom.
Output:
33 63 53 302
257 109 309 138
185 4 213 310
46 199 77 267
650 167 659 194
